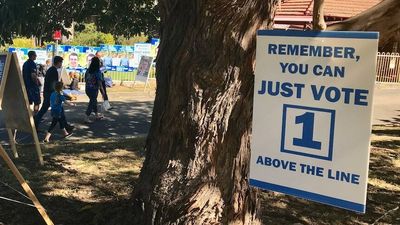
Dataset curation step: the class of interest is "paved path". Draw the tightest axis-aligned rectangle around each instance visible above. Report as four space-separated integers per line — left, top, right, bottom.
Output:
372 86 400 125
0 90 155 144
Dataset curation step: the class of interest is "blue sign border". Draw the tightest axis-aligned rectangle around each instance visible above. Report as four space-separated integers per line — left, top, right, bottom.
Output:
249 179 365 213
281 104 335 161
257 30 379 40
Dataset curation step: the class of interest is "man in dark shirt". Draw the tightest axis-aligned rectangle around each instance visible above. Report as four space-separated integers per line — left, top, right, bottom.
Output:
22 51 41 113
35 56 74 132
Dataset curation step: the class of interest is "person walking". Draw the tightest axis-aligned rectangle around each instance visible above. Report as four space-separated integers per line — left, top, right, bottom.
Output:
95 51 113 111
22 51 41 114
35 56 74 132
84 57 104 123
43 82 75 142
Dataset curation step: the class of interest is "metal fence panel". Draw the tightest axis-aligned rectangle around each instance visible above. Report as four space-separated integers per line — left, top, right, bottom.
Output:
376 52 400 83
77 66 156 83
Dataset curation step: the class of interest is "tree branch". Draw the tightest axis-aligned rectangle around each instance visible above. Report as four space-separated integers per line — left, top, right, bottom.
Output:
372 206 399 225
327 0 400 49
312 0 326 31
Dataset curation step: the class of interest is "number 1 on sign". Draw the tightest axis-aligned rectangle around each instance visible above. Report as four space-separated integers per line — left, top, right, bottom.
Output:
293 112 322 150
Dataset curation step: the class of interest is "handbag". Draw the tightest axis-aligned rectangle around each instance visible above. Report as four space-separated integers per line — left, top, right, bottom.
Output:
101 100 111 111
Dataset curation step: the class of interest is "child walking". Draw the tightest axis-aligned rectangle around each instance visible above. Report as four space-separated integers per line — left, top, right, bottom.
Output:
43 82 75 142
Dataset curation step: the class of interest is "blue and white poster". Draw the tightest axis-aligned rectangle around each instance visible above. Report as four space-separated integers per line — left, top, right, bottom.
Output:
133 43 152 68
250 30 379 213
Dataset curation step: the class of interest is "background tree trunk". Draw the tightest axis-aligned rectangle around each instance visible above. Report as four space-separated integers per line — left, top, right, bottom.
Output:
312 0 326 31
131 0 278 224
327 0 400 50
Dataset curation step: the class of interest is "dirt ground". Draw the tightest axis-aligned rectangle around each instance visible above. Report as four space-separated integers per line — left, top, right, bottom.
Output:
0 84 399 225
0 137 146 225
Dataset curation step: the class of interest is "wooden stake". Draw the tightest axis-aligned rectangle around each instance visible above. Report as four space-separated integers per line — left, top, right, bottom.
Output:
7 129 18 158
31 120 43 166
0 145 54 225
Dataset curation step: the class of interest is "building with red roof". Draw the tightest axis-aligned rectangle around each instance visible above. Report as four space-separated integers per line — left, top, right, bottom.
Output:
274 0 383 30
273 0 400 52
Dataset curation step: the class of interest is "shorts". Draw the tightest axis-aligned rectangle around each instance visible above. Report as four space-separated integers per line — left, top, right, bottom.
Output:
27 88 41 105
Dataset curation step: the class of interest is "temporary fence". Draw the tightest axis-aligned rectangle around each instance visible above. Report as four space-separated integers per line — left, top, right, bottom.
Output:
376 52 400 83
106 66 156 82
45 52 400 85
105 53 399 84
75 65 156 83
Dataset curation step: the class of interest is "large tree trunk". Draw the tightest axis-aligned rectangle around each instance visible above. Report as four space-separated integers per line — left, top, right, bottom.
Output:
131 1 278 224
327 0 400 50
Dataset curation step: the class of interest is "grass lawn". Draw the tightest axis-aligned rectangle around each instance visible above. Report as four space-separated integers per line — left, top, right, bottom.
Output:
105 68 156 81
106 71 136 81
0 126 399 225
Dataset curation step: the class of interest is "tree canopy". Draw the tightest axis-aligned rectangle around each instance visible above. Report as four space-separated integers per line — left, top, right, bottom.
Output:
0 0 159 45
67 23 115 46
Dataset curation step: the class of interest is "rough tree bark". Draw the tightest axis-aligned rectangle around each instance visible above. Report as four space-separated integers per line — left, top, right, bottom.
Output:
131 1 278 224
328 0 400 49
312 0 326 31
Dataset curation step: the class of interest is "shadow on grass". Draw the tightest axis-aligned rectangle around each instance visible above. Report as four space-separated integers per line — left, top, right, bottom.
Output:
372 139 400 149
1 127 399 224
0 137 145 225
372 126 400 137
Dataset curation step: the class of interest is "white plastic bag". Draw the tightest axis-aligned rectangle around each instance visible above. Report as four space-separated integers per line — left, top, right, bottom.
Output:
38 77 45 92
101 100 111 112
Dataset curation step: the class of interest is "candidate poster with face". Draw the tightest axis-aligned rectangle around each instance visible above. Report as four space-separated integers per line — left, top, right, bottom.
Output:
136 56 153 82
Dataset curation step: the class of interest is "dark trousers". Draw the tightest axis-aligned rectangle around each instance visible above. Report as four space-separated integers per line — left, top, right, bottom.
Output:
35 92 51 127
86 89 99 116
100 80 108 101
48 113 67 133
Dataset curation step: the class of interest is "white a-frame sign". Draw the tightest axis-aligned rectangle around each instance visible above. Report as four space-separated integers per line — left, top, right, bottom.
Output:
133 55 154 91
0 52 43 165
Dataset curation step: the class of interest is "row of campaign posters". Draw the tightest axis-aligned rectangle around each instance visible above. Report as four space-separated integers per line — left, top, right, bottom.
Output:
8 38 160 74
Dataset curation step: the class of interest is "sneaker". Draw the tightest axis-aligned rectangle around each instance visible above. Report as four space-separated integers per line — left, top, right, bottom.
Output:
64 132 73 138
66 125 75 133
95 115 104 120
42 139 49 143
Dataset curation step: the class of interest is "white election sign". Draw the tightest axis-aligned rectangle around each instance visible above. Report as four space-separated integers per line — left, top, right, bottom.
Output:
250 30 379 213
